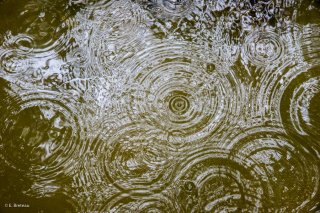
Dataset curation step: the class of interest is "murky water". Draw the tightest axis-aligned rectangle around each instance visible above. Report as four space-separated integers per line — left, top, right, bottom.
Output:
0 0 319 212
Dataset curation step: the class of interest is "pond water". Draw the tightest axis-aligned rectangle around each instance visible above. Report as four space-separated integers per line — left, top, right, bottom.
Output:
0 0 320 212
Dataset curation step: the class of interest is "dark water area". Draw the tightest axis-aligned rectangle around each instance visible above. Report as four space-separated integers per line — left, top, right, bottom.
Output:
0 0 319 212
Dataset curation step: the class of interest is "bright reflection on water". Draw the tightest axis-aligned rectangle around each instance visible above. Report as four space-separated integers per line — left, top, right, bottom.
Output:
0 0 320 212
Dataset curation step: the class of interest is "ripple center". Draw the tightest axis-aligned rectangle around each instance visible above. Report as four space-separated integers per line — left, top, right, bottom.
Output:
167 91 190 115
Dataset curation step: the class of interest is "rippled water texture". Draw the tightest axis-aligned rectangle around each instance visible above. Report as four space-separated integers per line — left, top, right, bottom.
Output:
0 0 320 212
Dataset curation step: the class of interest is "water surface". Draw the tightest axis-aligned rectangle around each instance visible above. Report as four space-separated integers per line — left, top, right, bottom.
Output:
0 0 320 212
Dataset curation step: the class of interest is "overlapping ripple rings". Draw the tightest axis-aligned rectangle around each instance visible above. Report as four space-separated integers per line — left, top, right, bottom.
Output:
223 126 320 211
121 40 243 146
0 0 77 82
279 25 320 151
100 192 179 212
94 123 175 191
18 0 77 58
280 64 320 150
240 24 302 120
77 0 148 77
0 0 320 211
0 33 34 75
138 0 193 18
88 0 146 43
0 89 84 182
172 148 263 212
242 29 286 67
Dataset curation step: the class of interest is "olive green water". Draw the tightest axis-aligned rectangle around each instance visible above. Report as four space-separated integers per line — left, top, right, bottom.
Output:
0 0 320 212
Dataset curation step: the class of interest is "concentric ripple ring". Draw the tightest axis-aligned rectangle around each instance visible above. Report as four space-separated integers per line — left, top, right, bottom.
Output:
121 40 243 146
280 64 320 150
0 89 84 181
242 30 285 67
100 192 180 212
94 123 175 191
172 148 263 212
222 126 320 211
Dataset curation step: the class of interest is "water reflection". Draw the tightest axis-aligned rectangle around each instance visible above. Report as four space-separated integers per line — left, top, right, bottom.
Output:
0 0 319 212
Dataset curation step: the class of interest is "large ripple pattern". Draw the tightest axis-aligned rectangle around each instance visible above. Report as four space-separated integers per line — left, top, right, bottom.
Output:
82 0 148 76
172 148 263 212
93 123 175 191
242 29 286 67
121 40 243 146
279 26 320 150
223 126 320 211
280 63 320 150
100 192 180 212
0 89 85 182
0 0 319 211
